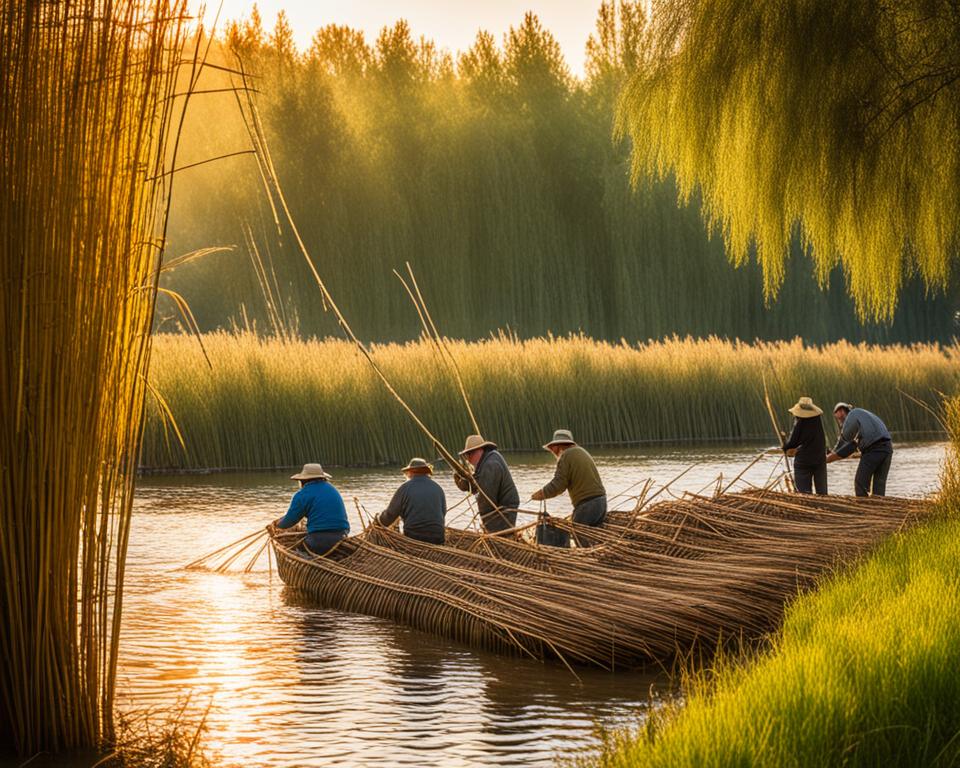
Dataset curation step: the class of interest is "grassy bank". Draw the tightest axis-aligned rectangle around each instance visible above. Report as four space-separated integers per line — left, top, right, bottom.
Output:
579 402 960 768
142 332 958 470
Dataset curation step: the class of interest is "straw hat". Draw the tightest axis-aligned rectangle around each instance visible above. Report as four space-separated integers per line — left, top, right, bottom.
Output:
543 428 576 450
833 402 854 413
290 462 331 480
402 457 433 474
458 434 498 456
788 396 823 418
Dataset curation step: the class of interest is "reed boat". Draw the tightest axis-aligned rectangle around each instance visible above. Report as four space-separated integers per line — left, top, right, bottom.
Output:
268 490 932 669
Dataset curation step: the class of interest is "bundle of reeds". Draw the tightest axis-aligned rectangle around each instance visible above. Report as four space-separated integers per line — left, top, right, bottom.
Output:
269 490 932 670
0 1 189 755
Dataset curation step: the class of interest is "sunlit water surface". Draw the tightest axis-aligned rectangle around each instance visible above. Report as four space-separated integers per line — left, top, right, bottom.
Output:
119 442 946 767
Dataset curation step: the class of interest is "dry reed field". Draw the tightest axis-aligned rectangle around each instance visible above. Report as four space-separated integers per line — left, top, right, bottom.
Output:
143 332 958 470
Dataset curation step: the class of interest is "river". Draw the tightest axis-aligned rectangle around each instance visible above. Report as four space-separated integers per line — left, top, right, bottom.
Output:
118 442 946 767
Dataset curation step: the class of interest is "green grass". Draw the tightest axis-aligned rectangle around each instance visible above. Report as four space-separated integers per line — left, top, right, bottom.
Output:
578 405 960 768
142 332 958 470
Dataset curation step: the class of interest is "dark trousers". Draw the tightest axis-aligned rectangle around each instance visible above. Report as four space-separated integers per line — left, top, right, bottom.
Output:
405 528 445 545
855 445 893 497
304 529 348 556
481 508 518 534
571 495 607 548
794 463 827 495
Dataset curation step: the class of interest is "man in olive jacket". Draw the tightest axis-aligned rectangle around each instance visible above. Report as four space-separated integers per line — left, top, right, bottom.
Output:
531 429 607 543
453 434 520 534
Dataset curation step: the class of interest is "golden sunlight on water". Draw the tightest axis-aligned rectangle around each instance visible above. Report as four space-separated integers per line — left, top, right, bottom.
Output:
118 442 945 766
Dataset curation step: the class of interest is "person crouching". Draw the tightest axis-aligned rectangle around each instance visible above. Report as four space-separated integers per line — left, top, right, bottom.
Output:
275 463 349 556
378 458 447 544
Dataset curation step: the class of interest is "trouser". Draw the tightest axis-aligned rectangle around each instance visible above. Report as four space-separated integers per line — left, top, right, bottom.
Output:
481 507 518 534
303 529 348 556
571 495 607 548
404 528 445 545
855 444 893 497
794 463 827 495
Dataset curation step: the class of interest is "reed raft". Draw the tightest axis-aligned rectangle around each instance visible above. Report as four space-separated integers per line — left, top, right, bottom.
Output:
268 490 932 669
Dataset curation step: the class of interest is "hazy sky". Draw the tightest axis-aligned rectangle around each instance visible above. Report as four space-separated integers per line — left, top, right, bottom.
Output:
193 1 603 76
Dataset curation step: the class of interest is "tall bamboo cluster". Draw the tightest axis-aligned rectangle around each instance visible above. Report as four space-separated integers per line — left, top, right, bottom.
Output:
0 1 188 755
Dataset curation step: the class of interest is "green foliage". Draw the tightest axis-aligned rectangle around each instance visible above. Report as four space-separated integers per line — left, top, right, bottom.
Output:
162 4 960 344
142 332 957 471
618 0 960 321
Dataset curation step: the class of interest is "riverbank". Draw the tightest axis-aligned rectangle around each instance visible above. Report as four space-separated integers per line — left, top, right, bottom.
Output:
578 405 960 767
142 332 957 471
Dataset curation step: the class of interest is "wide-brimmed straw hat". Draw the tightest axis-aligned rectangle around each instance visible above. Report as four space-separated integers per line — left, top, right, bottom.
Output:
833 402 854 413
458 434 498 456
290 462 331 480
543 429 576 450
788 396 823 418
402 457 433 474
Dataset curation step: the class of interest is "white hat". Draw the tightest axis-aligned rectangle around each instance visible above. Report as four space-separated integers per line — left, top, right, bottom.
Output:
458 434 498 456
788 397 823 417
833 402 854 413
290 462 331 480
543 429 576 450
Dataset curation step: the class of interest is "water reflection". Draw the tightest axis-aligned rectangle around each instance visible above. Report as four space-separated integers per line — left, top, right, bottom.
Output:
118 442 945 767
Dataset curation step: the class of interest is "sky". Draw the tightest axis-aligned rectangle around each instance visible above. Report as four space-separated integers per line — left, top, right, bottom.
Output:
192 1 604 76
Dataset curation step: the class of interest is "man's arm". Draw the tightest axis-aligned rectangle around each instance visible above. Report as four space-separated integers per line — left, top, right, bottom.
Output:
533 454 569 500
378 486 404 527
782 419 801 451
276 491 306 529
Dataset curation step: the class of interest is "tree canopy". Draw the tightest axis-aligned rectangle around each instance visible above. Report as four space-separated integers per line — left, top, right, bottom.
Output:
618 0 960 320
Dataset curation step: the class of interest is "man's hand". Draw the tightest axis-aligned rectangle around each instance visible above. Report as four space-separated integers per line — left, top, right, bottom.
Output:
785 448 797 457
531 489 544 501
825 452 841 464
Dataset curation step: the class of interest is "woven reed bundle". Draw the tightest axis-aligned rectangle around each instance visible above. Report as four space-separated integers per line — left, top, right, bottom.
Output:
269 491 933 669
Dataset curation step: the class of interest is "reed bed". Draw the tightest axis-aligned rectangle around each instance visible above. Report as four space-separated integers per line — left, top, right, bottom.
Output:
142 332 958 470
268 490 932 670
0 1 189 756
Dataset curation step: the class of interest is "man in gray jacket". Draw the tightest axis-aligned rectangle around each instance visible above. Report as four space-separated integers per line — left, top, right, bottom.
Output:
826 403 894 496
378 458 446 544
454 434 520 534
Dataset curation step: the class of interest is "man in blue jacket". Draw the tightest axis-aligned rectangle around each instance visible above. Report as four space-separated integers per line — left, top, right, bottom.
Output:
275 463 350 555
826 403 894 496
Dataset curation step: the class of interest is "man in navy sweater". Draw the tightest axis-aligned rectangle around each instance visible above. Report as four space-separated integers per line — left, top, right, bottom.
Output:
826 403 894 496
275 463 350 555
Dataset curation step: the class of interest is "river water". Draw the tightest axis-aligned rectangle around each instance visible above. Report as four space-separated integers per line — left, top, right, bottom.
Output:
119 442 946 767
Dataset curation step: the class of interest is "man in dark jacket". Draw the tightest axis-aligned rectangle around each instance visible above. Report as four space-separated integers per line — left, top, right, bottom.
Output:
378 458 447 544
826 403 894 496
782 396 828 495
453 434 520 534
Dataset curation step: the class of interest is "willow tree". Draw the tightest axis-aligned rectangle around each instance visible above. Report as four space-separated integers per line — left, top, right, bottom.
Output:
618 1 960 319
0 1 190 755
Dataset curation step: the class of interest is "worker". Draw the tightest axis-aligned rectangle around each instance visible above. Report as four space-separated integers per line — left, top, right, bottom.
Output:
531 429 606 545
453 434 520 533
826 403 894 496
378 457 447 544
782 396 828 495
275 463 350 556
